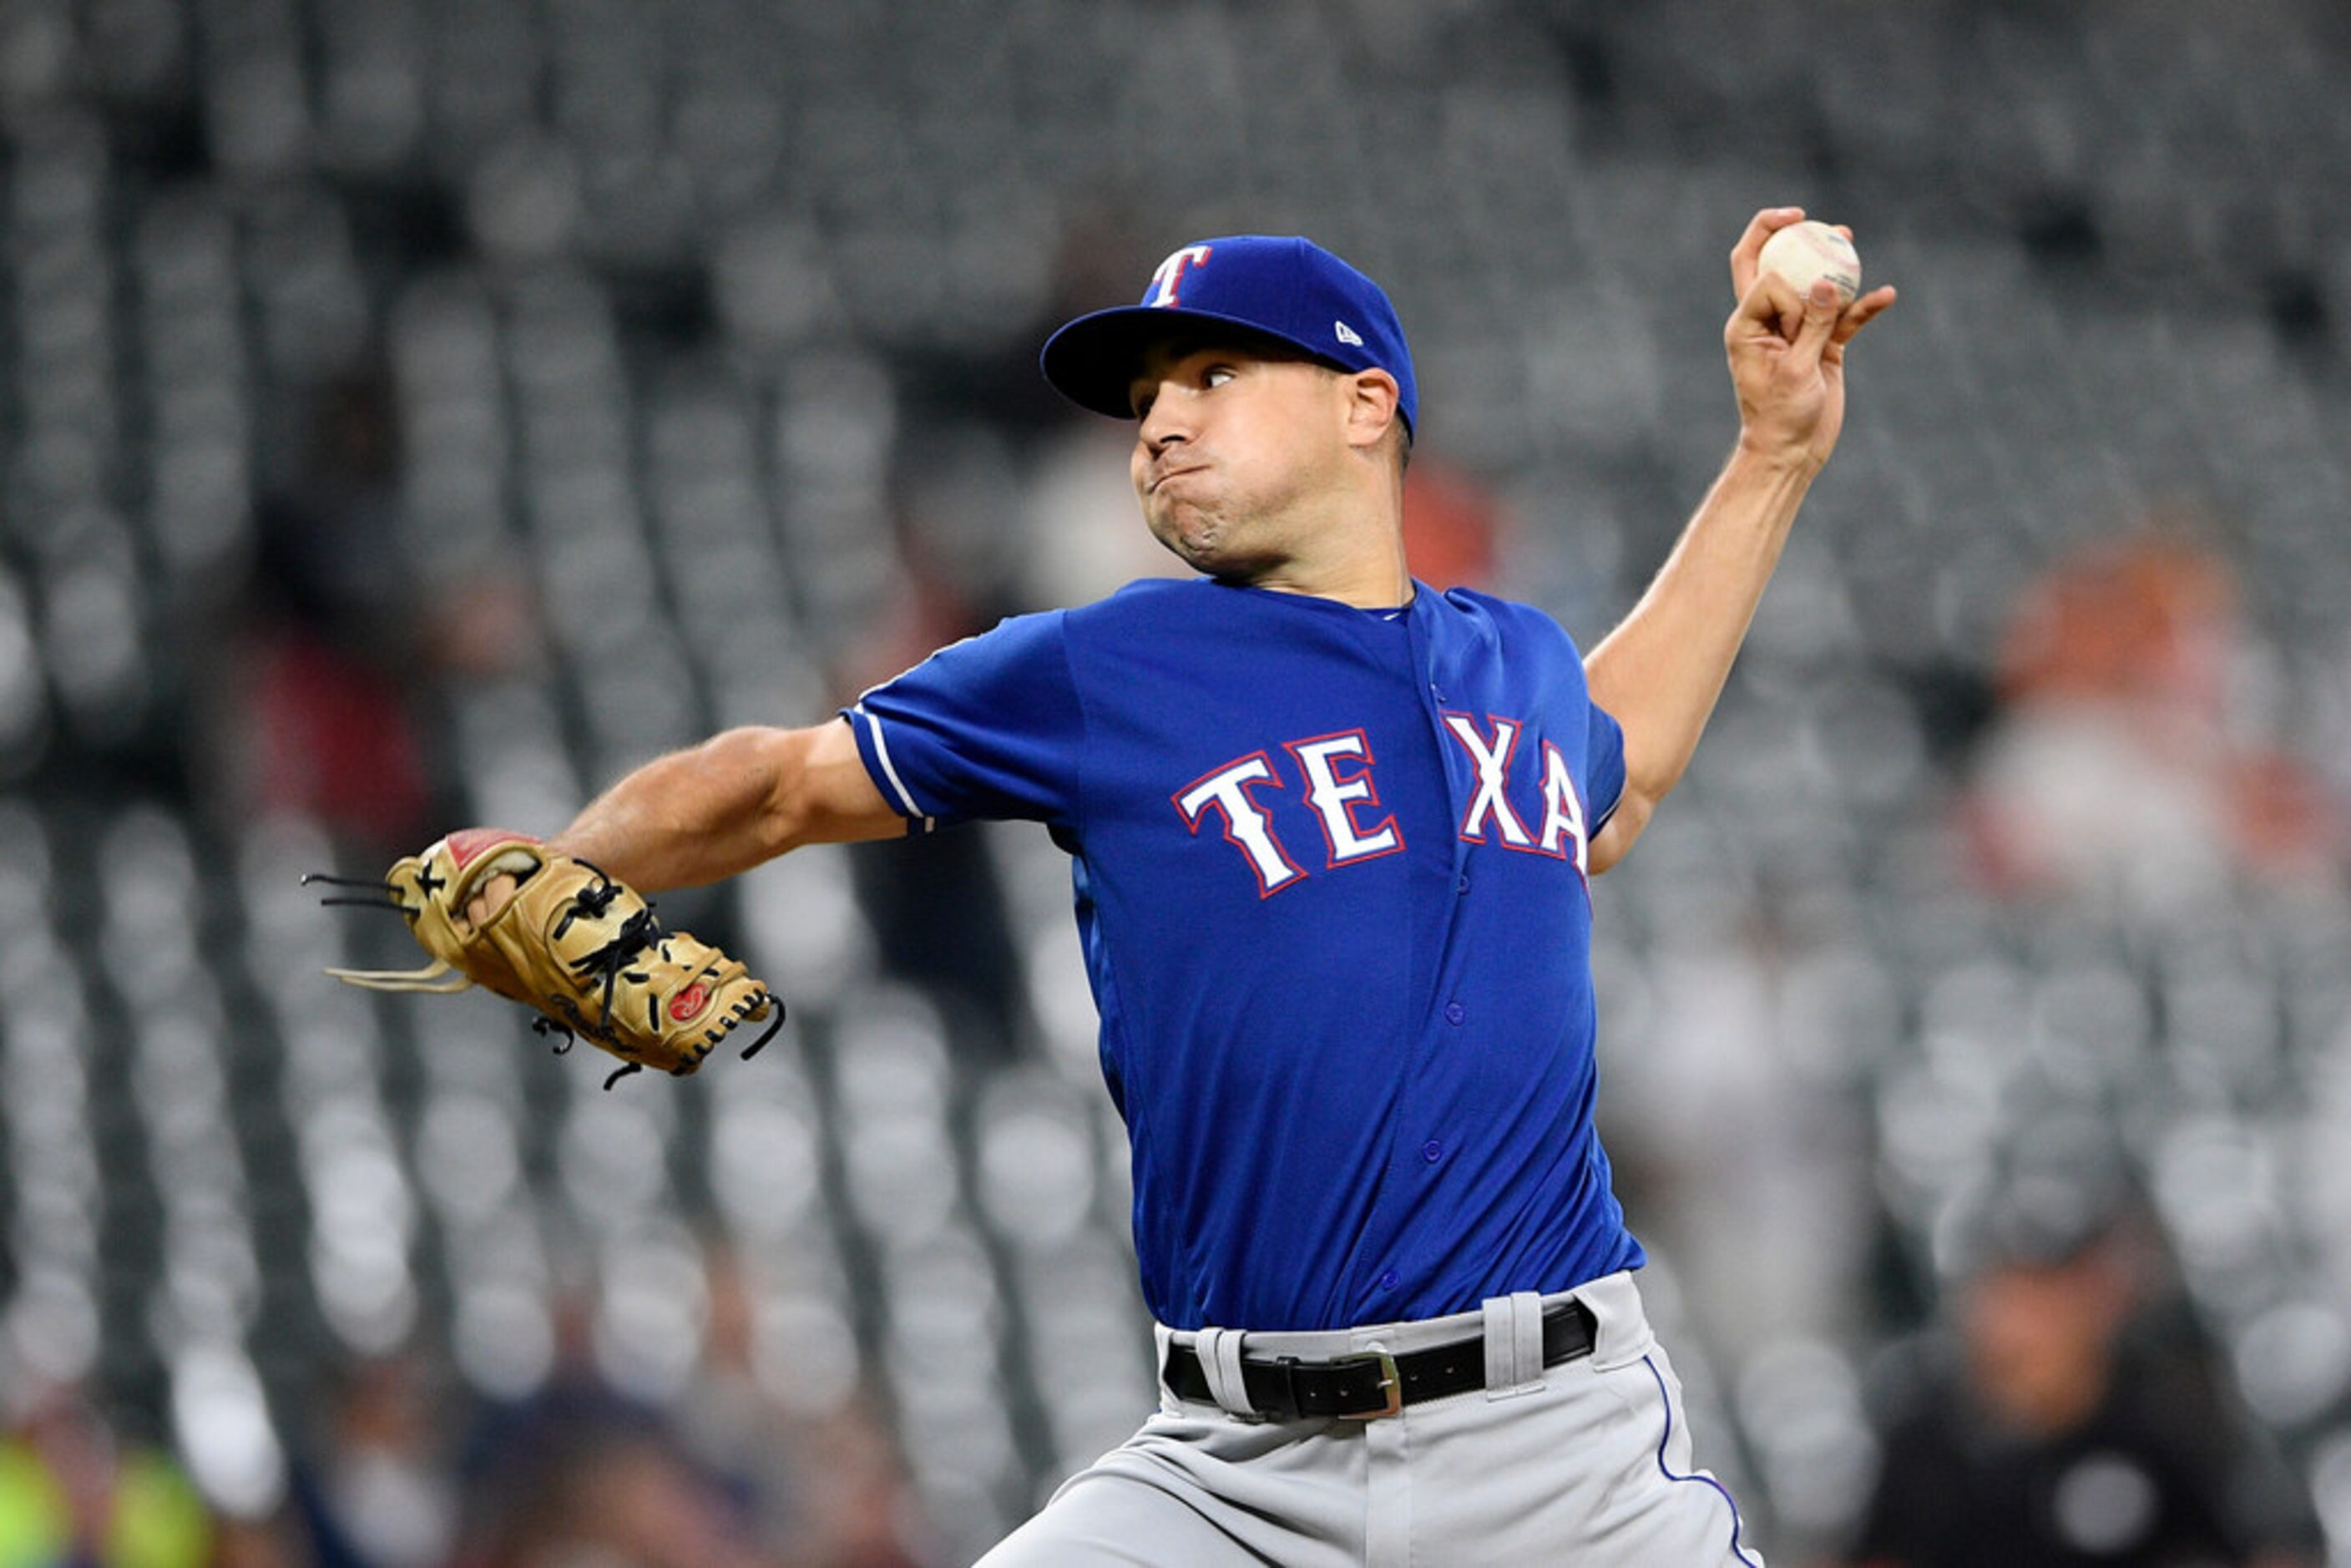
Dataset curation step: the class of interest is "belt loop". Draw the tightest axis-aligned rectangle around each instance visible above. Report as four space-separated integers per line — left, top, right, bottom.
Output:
1195 1327 1261 1419
1483 1290 1546 1401
1575 1270 1654 1369
1153 1323 1180 1413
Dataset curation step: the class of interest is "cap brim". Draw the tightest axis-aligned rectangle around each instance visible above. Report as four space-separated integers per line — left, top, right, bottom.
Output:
1039 307 1328 420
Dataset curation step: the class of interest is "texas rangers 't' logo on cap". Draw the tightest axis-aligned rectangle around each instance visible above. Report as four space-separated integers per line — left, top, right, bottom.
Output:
1041 235 1418 433
1148 245 1216 308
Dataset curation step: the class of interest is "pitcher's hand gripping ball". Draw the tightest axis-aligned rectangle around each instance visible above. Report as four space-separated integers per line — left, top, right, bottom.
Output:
311 829 782 1089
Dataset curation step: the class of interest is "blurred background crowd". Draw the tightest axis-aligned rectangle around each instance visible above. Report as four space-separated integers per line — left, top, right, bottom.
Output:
3 0 2351 1562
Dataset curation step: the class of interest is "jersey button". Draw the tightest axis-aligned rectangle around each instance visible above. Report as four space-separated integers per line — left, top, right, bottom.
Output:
1421 1140 1443 1163
1444 1001 1466 1025
1456 872 1471 896
1378 1269 1399 1291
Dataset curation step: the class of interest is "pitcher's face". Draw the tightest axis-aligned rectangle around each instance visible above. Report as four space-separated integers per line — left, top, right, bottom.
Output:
1127 341 1354 578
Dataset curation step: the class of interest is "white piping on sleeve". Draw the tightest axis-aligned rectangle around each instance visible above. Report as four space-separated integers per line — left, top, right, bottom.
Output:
1590 776 1626 836
852 704 936 832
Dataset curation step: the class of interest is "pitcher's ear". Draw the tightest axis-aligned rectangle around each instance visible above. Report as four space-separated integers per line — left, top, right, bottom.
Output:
1342 367 1402 453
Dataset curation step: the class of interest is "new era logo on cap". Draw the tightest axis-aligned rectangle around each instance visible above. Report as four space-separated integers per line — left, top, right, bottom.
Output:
1040 235 1419 433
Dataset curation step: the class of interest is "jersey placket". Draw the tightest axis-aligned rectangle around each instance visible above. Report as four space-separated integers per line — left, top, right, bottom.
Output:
1343 597 1483 1310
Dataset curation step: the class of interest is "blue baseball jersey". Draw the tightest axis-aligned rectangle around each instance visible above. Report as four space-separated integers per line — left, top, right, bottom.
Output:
842 577 1644 1333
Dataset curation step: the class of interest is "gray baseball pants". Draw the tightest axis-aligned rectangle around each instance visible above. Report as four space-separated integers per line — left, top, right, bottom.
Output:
979 1270 1762 1565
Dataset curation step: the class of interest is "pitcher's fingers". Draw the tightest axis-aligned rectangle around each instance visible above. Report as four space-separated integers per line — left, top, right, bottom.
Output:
1730 266 1811 346
1730 206 1806 298
467 871 518 932
1828 285 1899 348
1782 279 1844 372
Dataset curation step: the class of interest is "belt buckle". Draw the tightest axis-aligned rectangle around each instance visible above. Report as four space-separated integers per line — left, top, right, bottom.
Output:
1332 1349 1403 1420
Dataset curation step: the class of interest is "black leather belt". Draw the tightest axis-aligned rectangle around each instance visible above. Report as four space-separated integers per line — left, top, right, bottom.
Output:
1161 1299 1597 1421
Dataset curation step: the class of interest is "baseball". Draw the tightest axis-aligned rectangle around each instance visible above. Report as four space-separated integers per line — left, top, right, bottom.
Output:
1756 220 1861 306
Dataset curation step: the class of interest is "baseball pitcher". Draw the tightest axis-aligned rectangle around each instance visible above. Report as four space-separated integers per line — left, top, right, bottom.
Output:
346 209 1893 1563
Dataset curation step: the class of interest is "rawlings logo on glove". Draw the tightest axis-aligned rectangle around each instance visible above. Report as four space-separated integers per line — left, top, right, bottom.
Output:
310 830 782 1089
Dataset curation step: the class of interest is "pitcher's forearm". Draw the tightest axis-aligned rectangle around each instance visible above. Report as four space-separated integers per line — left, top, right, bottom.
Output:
1584 446 1815 807
549 721 899 893
548 727 797 892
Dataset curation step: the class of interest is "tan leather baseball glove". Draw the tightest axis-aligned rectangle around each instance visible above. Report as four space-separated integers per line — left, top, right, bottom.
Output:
314 828 781 1088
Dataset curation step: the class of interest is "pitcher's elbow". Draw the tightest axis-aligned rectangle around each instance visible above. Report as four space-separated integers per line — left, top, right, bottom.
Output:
1586 785 1656 875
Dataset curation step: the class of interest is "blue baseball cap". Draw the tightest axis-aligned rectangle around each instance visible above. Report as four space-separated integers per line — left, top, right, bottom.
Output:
1040 235 1418 433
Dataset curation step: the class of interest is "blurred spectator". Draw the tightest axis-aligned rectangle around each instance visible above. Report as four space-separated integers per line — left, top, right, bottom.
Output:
1399 453 1507 593
466 1429 773 1568
1600 912 1877 1365
781 1402 926 1568
283 1352 460 1568
445 1268 931 1568
1847 1166 2320 1567
452 1283 766 1567
832 518 1026 1060
0 1387 214 1568
456 1369 774 1566
1016 420 1189 609
200 368 437 854
671 1249 921 1568
1959 529 2339 917
224 624 433 846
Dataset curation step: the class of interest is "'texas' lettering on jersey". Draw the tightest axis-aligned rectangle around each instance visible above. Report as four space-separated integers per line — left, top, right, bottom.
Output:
1171 715 1590 896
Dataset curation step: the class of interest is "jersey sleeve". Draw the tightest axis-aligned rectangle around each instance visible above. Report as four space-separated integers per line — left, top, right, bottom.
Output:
840 610 1084 832
1585 700 1627 833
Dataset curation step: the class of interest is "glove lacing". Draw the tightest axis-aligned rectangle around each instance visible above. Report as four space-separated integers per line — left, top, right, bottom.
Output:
539 865 669 1089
